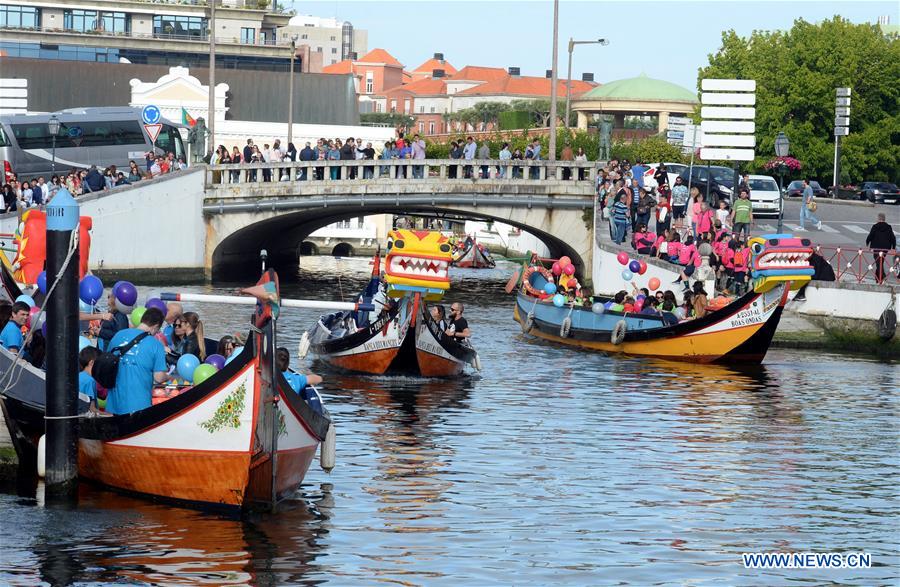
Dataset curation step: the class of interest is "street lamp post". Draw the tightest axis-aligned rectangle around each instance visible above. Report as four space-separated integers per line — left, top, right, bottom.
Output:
774 131 790 234
548 0 560 162
207 0 216 158
564 37 608 132
288 34 298 146
48 115 60 176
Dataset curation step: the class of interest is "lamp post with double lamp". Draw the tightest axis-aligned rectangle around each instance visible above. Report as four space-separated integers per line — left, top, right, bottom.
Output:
48 114 60 176
287 34 298 146
774 131 790 234
564 37 608 131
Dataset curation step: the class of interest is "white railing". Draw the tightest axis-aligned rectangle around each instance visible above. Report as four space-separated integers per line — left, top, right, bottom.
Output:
205 159 598 186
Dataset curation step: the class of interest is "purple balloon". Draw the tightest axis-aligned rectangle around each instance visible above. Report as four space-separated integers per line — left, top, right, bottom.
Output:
204 353 226 370
628 260 641 274
145 297 167 316
114 281 138 307
42 321 47 338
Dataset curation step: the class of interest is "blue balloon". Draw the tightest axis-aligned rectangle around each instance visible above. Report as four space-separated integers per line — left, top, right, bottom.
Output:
543 282 557 295
622 269 634 281
629 260 641 274
225 351 240 365
592 302 605 314
37 271 47 294
604 301 614 309
79 299 94 313
176 353 201 382
78 336 92 351
15 294 36 308
636 294 646 302
79 275 104 306
552 293 566 307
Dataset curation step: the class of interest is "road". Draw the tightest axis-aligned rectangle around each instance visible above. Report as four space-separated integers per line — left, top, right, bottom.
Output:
756 199 900 248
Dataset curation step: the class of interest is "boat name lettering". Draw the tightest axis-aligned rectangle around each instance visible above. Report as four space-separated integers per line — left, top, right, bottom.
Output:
363 339 395 352
418 341 448 358
728 307 763 328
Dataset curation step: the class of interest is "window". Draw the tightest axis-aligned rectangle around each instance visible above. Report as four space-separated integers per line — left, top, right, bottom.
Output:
331 47 337 54
330 35 336 41
365 71 373 94
0 5 40 29
301 33 308 39
404 99 410 114
316 46 322 52
418 105 424 113
11 120 145 149
64 9 128 33
154 124 185 159
430 106 435 113
418 123 424 133
390 100 397 113
153 15 208 40
241 27 255 44
357 217 364 228
428 122 435 134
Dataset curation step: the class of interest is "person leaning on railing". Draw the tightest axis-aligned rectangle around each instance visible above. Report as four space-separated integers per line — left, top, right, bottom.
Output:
866 212 897 285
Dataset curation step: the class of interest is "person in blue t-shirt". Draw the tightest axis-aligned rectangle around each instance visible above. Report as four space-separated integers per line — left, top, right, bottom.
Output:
105 307 171 415
0 301 30 353
275 347 323 413
78 345 100 407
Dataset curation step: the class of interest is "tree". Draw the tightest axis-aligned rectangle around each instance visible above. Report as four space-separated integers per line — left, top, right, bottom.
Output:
360 112 415 130
699 17 900 183
509 99 576 127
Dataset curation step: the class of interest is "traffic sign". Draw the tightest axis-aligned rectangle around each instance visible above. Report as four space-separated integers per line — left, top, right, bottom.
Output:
701 92 756 106
683 124 702 148
667 117 689 130
836 97 851 107
141 104 161 125
701 79 757 92
836 87 851 97
700 147 755 161
836 106 850 117
700 106 755 119
67 125 83 147
144 123 162 143
666 130 684 140
835 116 850 127
834 127 849 137
701 134 756 148
701 120 755 134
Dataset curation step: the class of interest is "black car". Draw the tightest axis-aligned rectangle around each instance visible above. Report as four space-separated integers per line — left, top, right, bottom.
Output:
786 180 827 198
858 182 900 204
676 165 735 204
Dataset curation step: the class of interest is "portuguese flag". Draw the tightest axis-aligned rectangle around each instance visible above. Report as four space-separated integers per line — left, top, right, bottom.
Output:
182 107 196 127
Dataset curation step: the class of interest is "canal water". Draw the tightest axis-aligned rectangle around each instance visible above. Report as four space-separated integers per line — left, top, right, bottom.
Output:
1 257 897 585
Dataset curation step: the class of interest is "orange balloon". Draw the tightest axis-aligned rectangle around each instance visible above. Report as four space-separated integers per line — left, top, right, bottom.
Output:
648 277 661 291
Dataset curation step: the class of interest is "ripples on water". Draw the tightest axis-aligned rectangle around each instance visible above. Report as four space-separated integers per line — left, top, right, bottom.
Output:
1 257 897 585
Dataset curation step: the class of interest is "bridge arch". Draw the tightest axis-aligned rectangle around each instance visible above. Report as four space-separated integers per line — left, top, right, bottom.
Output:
208 204 592 282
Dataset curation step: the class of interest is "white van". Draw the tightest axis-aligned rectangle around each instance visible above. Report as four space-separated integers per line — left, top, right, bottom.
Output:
747 174 782 217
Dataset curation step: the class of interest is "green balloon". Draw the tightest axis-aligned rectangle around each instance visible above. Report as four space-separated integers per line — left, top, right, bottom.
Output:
130 306 147 327
192 363 218 386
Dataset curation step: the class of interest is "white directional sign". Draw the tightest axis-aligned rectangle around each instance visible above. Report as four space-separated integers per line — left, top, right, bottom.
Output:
701 92 756 105
667 130 684 139
667 117 689 130
834 127 849 136
701 120 755 134
701 134 756 147
836 87 851 97
700 147 755 161
700 106 755 119
702 79 757 92
836 106 850 117
836 97 851 107
835 116 850 127
683 124 702 148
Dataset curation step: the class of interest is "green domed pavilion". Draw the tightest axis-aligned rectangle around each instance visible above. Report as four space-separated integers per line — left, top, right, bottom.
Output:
573 73 698 133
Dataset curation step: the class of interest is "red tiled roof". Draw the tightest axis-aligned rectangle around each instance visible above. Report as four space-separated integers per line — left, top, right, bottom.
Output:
413 58 458 75
456 76 596 97
358 48 403 66
402 70 413 83
448 66 509 82
322 60 354 74
382 77 448 96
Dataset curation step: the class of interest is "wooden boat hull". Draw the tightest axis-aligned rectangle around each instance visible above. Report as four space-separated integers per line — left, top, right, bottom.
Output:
454 243 496 269
514 283 790 364
415 296 478 377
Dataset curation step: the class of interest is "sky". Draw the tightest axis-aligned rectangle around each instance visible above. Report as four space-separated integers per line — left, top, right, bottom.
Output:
286 0 896 90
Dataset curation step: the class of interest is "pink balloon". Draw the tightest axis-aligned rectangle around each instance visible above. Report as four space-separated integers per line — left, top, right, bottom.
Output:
551 262 562 276
27 306 41 330
564 264 576 275
617 252 629 266
634 300 644 312
558 256 572 268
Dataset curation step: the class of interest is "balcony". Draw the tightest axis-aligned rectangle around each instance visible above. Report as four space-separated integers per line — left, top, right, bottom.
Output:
2 24 292 49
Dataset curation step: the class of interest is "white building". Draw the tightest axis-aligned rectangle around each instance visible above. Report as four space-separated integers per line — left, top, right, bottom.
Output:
279 15 368 66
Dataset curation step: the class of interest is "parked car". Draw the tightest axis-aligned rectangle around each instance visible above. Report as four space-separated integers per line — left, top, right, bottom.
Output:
786 180 827 198
857 181 900 204
642 162 688 193
676 165 735 204
746 175 782 217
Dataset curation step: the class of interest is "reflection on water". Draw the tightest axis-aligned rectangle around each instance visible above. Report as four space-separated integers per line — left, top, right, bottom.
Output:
1 256 897 585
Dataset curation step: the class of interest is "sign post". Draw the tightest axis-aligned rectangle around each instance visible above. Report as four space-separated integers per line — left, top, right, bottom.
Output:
700 79 756 205
833 88 851 196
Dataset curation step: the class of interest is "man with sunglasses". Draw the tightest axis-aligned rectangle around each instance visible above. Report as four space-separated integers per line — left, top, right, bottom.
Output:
444 303 471 341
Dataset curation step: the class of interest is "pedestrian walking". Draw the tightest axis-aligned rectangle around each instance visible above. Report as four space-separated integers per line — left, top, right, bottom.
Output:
799 178 822 230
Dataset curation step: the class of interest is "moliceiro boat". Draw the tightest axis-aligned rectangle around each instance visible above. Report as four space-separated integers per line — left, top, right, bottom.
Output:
453 237 496 269
513 235 814 363
0 269 334 511
303 230 479 376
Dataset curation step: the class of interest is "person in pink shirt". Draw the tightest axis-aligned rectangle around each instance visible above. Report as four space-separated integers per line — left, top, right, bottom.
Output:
667 232 683 264
695 202 714 236
673 235 700 288
633 224 657 255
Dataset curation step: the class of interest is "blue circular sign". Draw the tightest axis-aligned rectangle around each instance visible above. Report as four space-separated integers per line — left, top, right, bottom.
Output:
67 126 83 138
141 105 161 125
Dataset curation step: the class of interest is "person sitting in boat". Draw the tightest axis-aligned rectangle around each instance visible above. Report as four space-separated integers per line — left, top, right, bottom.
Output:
163 302 183 345
609 291 627 312
172 311 206 361
675 291 694 321
104 307 171 415
445 303 471 341
731 240 750 295
430 305 447 331
79 345 100 410
217 335 237 359
640 297 662 316
622 296 636 313
275 347 324 414
691 282 710 319
660 300 679 325
0 301 30 354
97 291 130 351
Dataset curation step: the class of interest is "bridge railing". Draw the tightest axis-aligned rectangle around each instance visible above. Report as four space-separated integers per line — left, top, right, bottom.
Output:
205 159 598 186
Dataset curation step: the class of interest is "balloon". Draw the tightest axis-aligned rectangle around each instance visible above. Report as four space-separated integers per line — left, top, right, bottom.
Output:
97 397 107 410
622 269 633 281
638 260 648 275
604 301 614 309
144 297 167 316
628 260 641 274
79 275 104 306
28 307 44 331
563 264 576 276
634 300 644 312
592 302 606 315
42 321 48 338
551 262 562 276
130 306 147 327
648 277 661 291
192 364 218 386
78 336 92 351
552 293 566 307
543 282 557 295
225 351 240 365
558 256 572 268
114 281 138 307
79 299 94 313
177 353 201 382
617 252 629 266
636 294 646 302
37 271 47 294
205 353 226 370
15 294 36 308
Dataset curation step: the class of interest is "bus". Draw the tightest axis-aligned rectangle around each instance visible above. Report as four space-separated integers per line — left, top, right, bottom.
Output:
0 107 186 182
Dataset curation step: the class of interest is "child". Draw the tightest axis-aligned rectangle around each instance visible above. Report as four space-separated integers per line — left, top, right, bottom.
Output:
79 346 100 410
275 347 324 413
667 232 682 264
732 241 749 294
715 200 731 232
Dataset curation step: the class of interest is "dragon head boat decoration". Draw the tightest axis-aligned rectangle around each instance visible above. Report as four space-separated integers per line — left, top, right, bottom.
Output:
748 234 814 293
384 229 453 301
